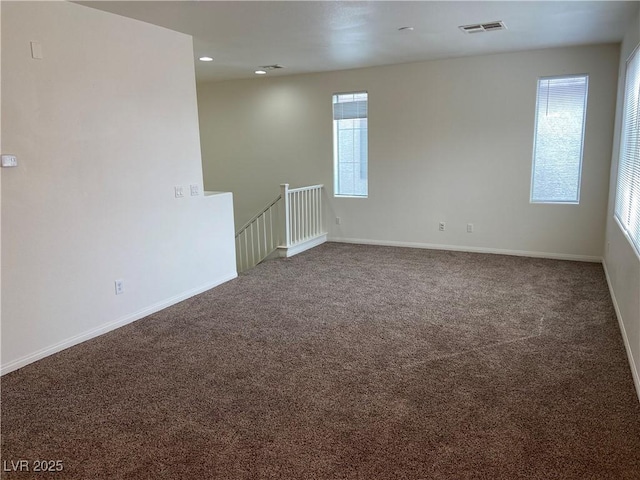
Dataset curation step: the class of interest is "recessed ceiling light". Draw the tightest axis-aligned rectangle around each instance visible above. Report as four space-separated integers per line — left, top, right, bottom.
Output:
199 56 214 62
255 70 267 75
398 26 414 31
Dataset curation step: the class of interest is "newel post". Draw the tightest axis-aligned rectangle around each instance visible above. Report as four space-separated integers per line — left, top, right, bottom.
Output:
280 184 291 248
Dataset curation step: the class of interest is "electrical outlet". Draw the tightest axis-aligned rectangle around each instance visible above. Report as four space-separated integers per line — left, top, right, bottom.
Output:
114 279 124 295
190 184 200 196
439 222 446 231
174 186 185 198
467 223 474 233
336 217 341 225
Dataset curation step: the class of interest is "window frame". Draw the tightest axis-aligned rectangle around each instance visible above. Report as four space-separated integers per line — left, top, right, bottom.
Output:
332 90 369 199
530 73 589 205
614 43 640 259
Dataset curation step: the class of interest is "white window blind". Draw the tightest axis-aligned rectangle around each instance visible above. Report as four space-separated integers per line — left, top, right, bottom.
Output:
333 92 368 197
615 45 640 255
531 75 589 203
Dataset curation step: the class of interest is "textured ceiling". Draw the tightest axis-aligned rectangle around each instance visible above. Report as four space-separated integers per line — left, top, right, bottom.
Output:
79 1 640 83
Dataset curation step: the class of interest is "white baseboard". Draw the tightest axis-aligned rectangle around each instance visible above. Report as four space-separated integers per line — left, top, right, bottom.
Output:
602 260 640 403
327 237 602 263
278 234 327 258
0 271 238 376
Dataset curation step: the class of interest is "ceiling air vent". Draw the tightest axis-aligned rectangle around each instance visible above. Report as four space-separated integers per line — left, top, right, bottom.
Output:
459 21 507 34
482 21 506 31
259 64 285 71
460 24 484 34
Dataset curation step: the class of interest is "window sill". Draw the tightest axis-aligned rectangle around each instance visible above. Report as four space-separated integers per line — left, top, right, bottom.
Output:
530 201 579 205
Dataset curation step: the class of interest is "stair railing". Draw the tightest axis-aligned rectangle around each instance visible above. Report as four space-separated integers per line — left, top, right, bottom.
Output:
235 194 281 273
235 183 325 273
282 183 324 249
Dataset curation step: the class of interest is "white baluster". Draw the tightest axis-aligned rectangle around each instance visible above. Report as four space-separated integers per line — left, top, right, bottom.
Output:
262 213 267 257
298 191 302 242
304 190 308 239
292 191 297 244
280 184 290 249
318 187 321 234
314 188 317 235
312 188 316 236
258 217 264 260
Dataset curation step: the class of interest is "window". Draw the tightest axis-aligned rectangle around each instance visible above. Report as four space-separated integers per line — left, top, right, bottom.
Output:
333 92 368 197
615 45 640 255
531 75 589 203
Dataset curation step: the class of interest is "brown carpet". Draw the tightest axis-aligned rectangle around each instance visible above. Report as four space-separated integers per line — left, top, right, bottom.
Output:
2 242 640 479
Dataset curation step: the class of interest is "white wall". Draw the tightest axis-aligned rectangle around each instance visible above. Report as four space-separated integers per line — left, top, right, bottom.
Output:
198 44 620 260
1 1 237 373
604 10 640 400
0 0 3 366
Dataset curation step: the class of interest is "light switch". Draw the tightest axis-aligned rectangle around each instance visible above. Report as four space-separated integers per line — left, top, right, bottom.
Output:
190 184 200 196
31 41 43 60
174 186 185 198
1 154 18 168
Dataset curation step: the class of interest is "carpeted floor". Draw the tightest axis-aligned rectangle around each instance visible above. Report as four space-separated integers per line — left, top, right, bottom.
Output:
2 242 640 479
